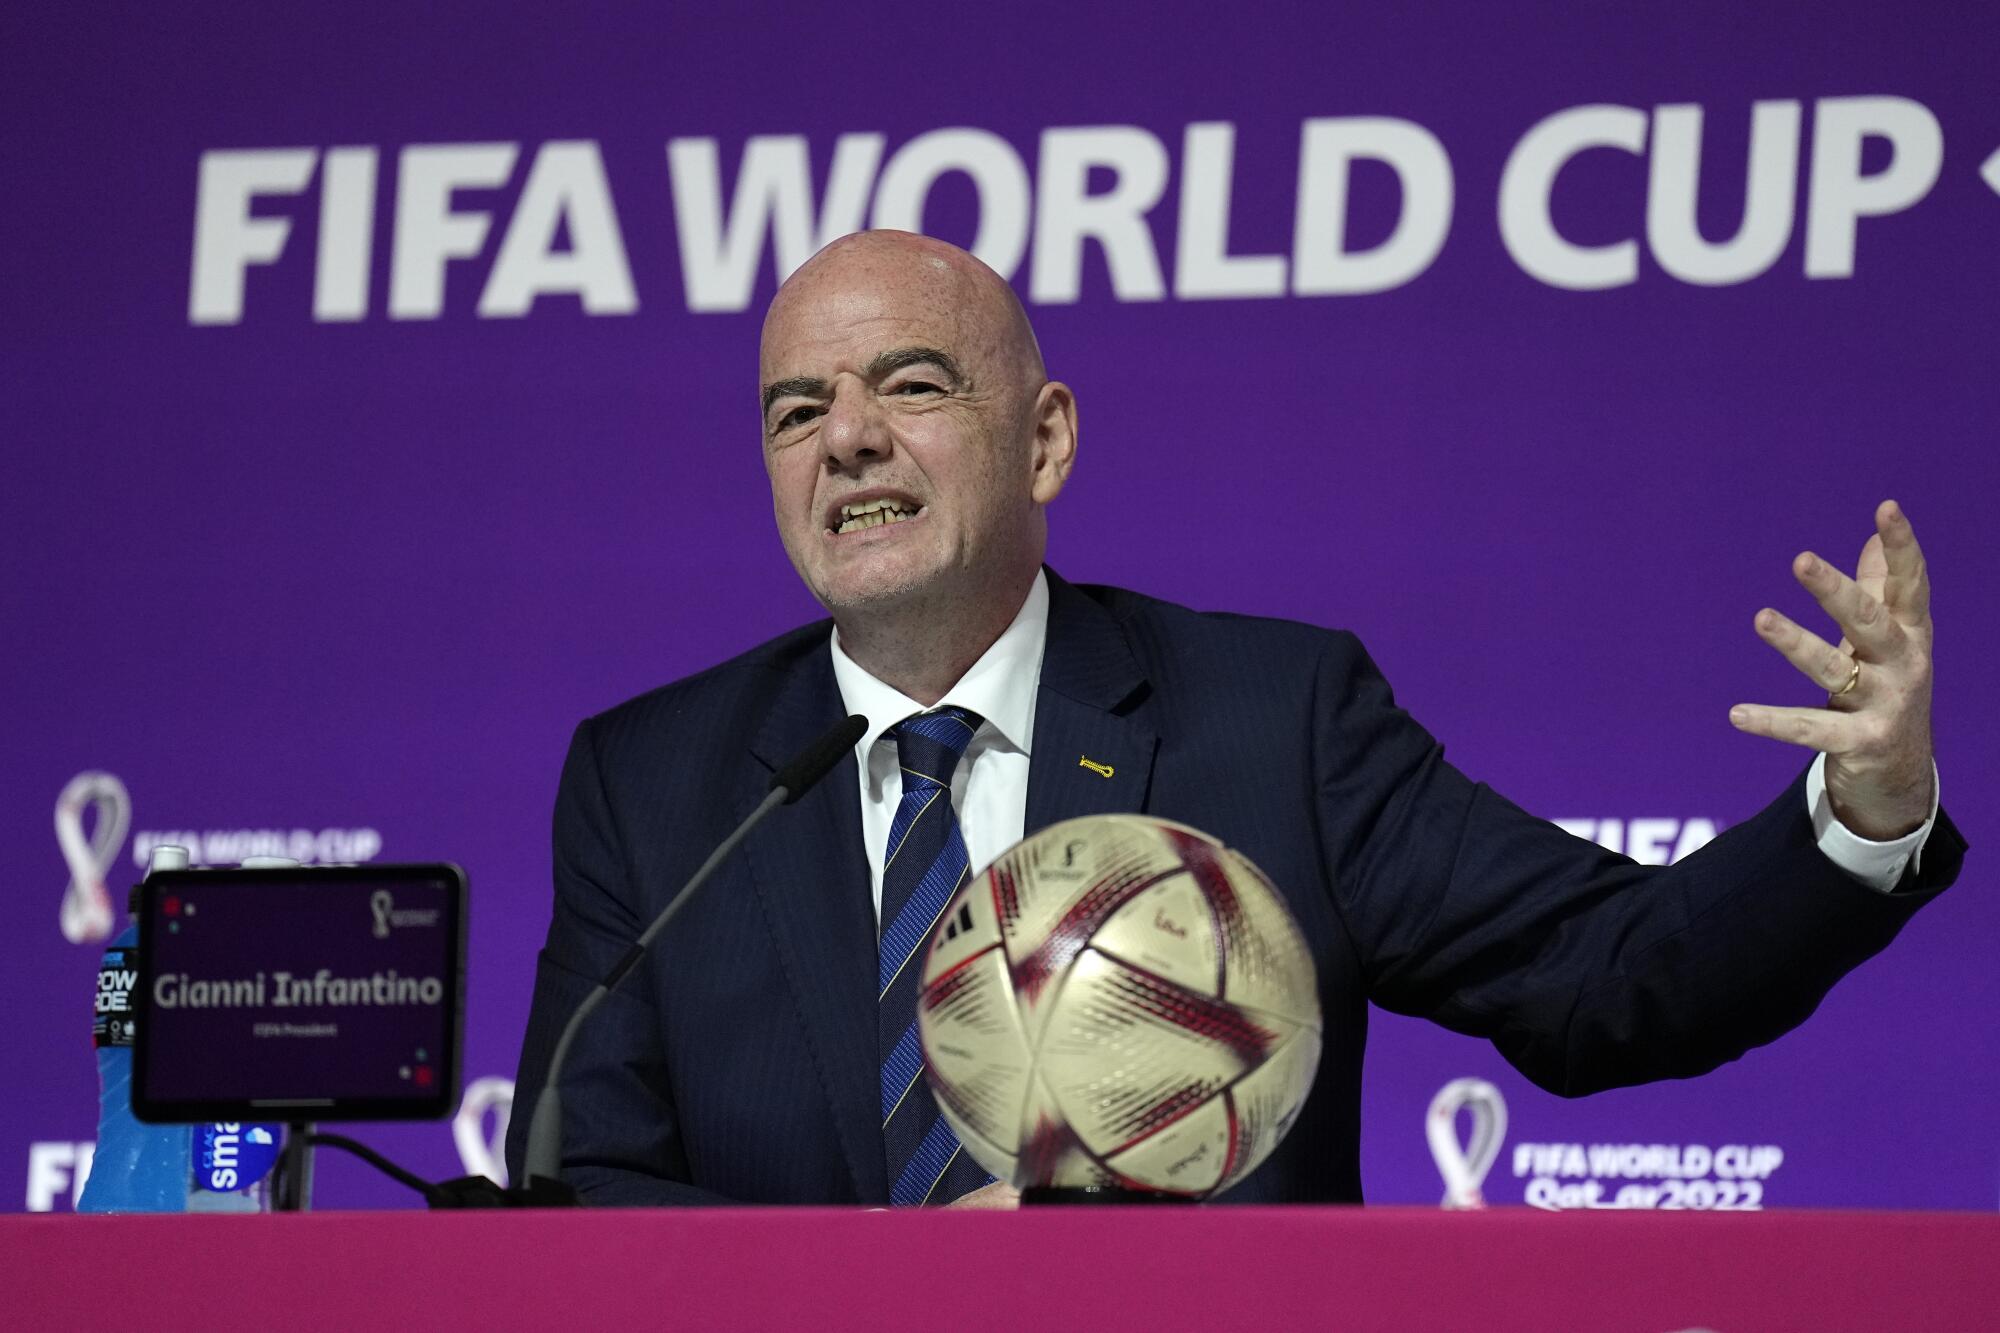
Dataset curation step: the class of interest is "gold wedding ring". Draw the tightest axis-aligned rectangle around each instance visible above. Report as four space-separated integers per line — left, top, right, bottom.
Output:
1830 657 1862 699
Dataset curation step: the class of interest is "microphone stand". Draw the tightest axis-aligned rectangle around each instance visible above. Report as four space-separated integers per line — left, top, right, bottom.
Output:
241 784 816 1210
519 786 788 1200
515 714 868 1204
243 714 866 1210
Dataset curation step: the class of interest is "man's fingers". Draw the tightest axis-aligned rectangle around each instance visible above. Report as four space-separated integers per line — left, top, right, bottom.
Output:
1792 550 1901 659
1728 702 1856 753
945 1180 1021 1210
1754 608 1853 692
1853 533 1887 603
1874 499 1931 623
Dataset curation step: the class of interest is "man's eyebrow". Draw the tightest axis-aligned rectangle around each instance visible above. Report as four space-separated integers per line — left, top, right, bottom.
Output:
865 346 964 385
760 348 965 416
761 376 826 415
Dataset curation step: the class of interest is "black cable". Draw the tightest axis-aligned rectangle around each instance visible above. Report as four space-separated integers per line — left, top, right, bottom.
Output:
266 1130 574 1209
300 1132 447 1206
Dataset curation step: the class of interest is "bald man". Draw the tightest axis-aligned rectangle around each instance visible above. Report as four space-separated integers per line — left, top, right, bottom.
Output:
760 231 1075 707
508 231 1959 1208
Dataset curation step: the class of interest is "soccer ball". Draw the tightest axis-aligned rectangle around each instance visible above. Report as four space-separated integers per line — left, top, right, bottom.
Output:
917 814 1322 1198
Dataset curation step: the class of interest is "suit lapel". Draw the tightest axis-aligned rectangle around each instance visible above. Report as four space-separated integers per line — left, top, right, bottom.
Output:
744 646 886 1203
1026 570 1158 833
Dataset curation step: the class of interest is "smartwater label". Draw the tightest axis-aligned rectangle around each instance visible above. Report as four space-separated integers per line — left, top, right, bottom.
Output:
194 1122 283 1192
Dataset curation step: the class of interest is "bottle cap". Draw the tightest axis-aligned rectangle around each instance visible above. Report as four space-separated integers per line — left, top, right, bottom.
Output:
132 844 191 913
148 845 190 874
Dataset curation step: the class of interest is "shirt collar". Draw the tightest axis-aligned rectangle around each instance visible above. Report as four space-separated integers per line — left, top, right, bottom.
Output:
830 568 1050 765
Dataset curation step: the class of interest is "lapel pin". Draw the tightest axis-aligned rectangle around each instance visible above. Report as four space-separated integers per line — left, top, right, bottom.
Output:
1078 756 1114 779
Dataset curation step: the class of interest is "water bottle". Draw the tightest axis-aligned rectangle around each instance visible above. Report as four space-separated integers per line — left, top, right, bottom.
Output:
77 846 192 1212
77 847 286 1213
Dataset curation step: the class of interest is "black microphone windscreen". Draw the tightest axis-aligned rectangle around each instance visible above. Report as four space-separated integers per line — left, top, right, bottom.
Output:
769 714 867 803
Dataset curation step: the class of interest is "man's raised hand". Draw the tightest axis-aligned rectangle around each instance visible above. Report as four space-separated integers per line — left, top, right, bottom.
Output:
1729 500 1935 841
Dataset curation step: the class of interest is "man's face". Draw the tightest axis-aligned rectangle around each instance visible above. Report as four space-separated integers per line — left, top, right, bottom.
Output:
759 244 1047 618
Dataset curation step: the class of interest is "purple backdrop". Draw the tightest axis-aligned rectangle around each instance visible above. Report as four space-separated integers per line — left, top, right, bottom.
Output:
7 2 1995 1212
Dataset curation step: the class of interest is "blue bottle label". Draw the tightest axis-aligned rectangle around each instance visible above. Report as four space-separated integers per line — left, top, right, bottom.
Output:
195 1123 283 1193
94 946 139 1048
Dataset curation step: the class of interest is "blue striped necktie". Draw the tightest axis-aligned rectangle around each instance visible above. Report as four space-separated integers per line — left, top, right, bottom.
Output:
878 706 997 1206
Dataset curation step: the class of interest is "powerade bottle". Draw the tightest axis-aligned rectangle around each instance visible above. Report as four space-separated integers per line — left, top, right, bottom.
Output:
77 847 286 1212
77 845 192 1212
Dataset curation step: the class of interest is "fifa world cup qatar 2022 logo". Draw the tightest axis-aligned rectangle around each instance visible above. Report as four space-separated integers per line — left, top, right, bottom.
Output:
55 771 131 945
1428 1077 1508 1209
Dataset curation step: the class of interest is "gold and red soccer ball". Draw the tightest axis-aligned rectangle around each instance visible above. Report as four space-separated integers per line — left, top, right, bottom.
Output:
917 816 1322 1198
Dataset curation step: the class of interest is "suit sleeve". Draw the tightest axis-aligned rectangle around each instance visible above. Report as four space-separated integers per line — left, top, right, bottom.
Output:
1311 635 1968 1096
506 717 737 1204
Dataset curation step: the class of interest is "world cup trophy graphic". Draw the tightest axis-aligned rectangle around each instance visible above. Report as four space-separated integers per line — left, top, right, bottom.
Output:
454 1076 517 1186
1427 1076 1508 1209
54 771 132 945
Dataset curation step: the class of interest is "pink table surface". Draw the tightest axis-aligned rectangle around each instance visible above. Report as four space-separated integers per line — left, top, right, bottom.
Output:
8 1206 1997 1330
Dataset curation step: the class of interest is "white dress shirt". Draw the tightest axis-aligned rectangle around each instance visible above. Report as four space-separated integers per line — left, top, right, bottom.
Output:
831 570 1049 924
1806 753 1937 890
829 570 1936 921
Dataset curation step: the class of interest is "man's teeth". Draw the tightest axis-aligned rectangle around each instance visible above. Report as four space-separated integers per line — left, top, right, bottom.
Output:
835 499 920 534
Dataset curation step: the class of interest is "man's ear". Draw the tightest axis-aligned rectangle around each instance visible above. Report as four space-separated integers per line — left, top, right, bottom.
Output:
1027 381 1078 505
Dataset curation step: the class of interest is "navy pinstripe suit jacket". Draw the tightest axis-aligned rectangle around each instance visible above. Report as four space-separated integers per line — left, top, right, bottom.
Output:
507 569 1964 1205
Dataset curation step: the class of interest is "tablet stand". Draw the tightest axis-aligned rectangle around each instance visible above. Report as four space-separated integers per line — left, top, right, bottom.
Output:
272 1121 314 1212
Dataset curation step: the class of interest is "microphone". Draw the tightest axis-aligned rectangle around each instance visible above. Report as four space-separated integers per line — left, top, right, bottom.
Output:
519 713 868 1198
770 713 868 803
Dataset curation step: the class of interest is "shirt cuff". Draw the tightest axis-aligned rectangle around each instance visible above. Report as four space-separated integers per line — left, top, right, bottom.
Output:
1806 752 1939 893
